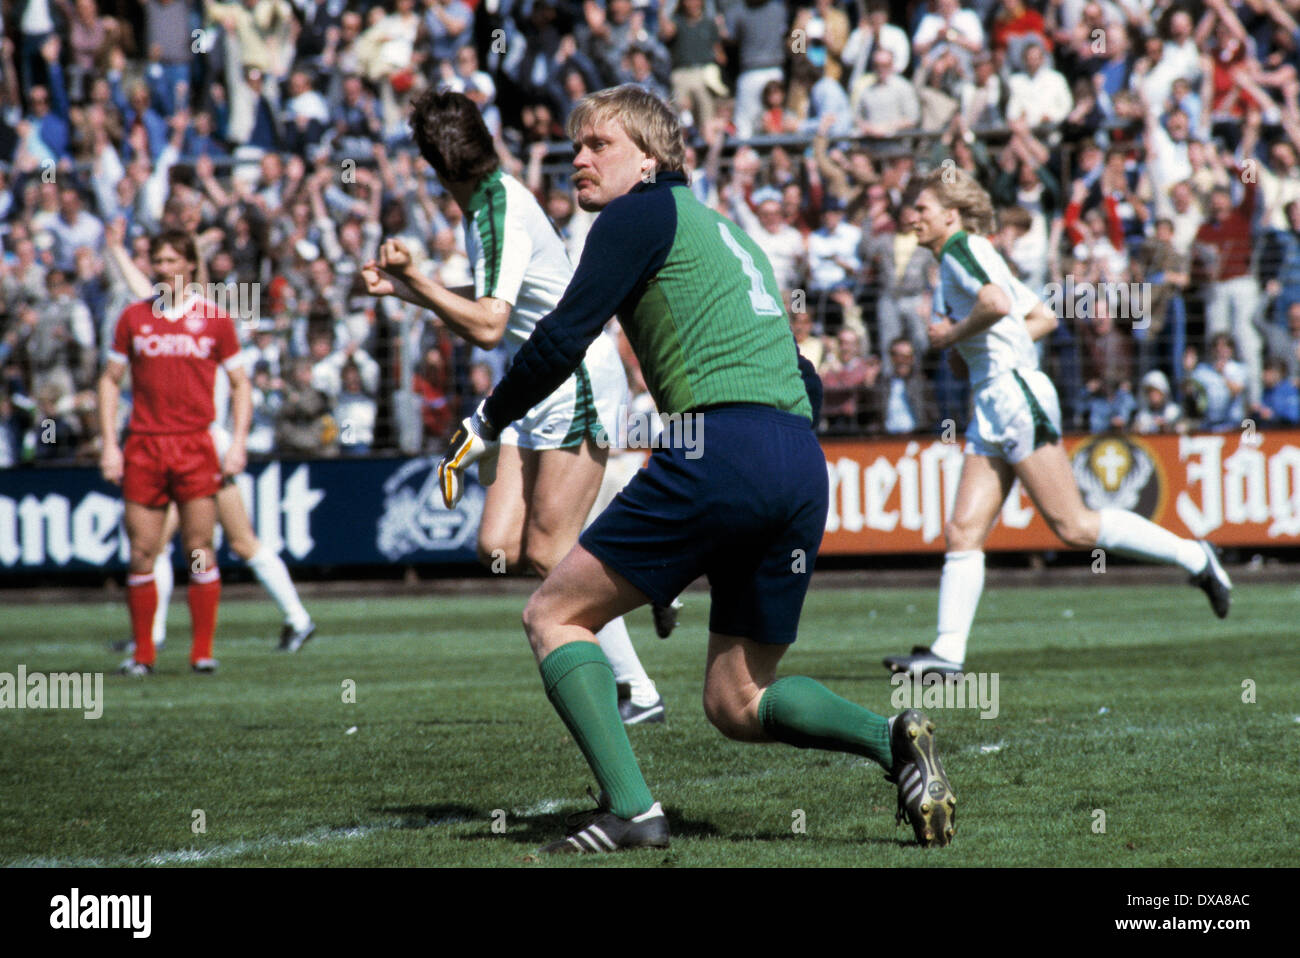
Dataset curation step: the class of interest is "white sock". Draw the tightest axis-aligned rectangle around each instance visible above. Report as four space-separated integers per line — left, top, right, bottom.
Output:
246 544 311 630
152 544 174 645
930 550 984 665
595 617 657 705
1096 508 1206 574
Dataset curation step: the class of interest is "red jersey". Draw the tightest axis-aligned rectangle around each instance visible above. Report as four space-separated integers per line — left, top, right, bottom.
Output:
109 295 242 434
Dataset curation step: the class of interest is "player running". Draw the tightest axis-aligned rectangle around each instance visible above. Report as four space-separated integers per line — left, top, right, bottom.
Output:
361 89 664 724
99 230 250 675
880 168 1232 679
438 85 957 852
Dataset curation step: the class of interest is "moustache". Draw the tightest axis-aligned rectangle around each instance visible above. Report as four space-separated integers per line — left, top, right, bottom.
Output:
571 173 598 188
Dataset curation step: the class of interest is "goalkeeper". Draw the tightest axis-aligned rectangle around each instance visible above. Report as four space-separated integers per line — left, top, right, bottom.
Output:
363 89 664 724
441 85 957 853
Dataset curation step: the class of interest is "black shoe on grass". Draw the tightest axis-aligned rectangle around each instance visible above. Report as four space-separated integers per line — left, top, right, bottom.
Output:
279 621 317 652
1190 541 1231 619
886 709 956 847
882 646 963 678
539 800 670 854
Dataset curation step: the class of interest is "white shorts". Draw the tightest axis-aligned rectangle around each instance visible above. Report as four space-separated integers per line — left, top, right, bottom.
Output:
210 423 232 460
500 332 629 451
965 369 1062 464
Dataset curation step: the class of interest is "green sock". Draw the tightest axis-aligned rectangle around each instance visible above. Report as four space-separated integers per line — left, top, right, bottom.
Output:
758 675 893 769
539 641 654 820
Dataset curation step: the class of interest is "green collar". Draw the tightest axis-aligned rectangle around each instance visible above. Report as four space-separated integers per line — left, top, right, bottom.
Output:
939 230 968 259
466 169 505 215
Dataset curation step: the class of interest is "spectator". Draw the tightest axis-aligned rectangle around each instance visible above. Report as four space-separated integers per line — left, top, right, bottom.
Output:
861 204 934 372
660 0 727 133
1005 41 1073 128
842 1 910 99
723 0 789 139
1195 152 1264 405
957 51 1003 130
577 0 670 91
247 359 283 454
877 336 937 435
758 79 799 134
852 47 919 141
1132 217 1190 382
0 389 31 467
912 0 984 73
1082 376 1136 433
45 186 104 271
307 322 379 401
1264 302 1300 383
1132 369 1184 434
729 185 805 294
412 344 456 448
26 382 83 461
68 0 109 103
792 311 824 369
1186 334 1248 432
281 70 331 153
819 328 879 433
806 195 862 334
276 356 336 455
335 361 377 455
424 0 474 64
145 0 196 116
1254 356 1300 426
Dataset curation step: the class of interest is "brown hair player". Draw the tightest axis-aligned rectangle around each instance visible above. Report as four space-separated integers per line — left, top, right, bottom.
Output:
98 230 252 675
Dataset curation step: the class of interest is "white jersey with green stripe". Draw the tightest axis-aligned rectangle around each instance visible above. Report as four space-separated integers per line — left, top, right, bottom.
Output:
464 170 574 360
935 231 1040 386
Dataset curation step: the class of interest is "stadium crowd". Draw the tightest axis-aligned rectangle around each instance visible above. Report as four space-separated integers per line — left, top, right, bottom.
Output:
3 0 1300 467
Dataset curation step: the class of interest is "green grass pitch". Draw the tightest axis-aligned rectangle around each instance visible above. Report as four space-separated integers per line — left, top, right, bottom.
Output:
1 580 1297 867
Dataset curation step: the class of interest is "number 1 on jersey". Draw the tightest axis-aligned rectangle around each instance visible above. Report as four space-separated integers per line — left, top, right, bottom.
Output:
717 224 784 316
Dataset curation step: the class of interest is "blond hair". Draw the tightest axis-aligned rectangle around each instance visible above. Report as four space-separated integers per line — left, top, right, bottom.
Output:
911 166 996 235
566 85 686 175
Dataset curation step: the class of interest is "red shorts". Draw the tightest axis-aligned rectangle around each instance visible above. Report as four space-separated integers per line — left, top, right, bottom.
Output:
122 431 224 508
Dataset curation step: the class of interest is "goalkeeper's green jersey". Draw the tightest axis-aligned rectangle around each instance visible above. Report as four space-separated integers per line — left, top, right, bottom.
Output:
485 170 812 430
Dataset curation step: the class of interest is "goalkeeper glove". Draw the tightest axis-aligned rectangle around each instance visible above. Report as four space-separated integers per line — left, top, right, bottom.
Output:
437 401 500 508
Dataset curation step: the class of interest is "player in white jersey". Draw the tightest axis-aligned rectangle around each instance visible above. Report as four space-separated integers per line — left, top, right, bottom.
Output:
361 89 663 722
881 168 1233 678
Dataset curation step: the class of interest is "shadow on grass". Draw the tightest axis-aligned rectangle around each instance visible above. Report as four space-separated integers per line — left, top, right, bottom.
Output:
375 803 484 828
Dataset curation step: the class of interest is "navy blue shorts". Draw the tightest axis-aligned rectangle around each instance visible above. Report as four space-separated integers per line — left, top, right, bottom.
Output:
580 404 829 645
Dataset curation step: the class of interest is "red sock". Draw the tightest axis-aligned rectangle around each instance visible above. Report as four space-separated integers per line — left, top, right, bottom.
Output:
126 573 157 665
188 568 221 663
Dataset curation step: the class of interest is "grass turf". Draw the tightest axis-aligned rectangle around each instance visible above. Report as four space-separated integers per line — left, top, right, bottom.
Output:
1 581 1297 867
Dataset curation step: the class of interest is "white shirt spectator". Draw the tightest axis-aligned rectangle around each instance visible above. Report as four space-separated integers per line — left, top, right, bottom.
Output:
335 390 377 448
285 87 331 126
912 6 983 58
1006 56 1073 126
729 190 806 292
1146 121 1192 189
842 18 911 87
808 218 862 290
312 347 380 400
46 211 104 271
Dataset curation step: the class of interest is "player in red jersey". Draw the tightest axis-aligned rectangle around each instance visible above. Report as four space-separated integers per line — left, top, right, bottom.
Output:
97 230 252 675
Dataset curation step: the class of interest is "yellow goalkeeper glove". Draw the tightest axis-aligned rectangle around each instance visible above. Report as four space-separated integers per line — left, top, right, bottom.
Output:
437 401 500 508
